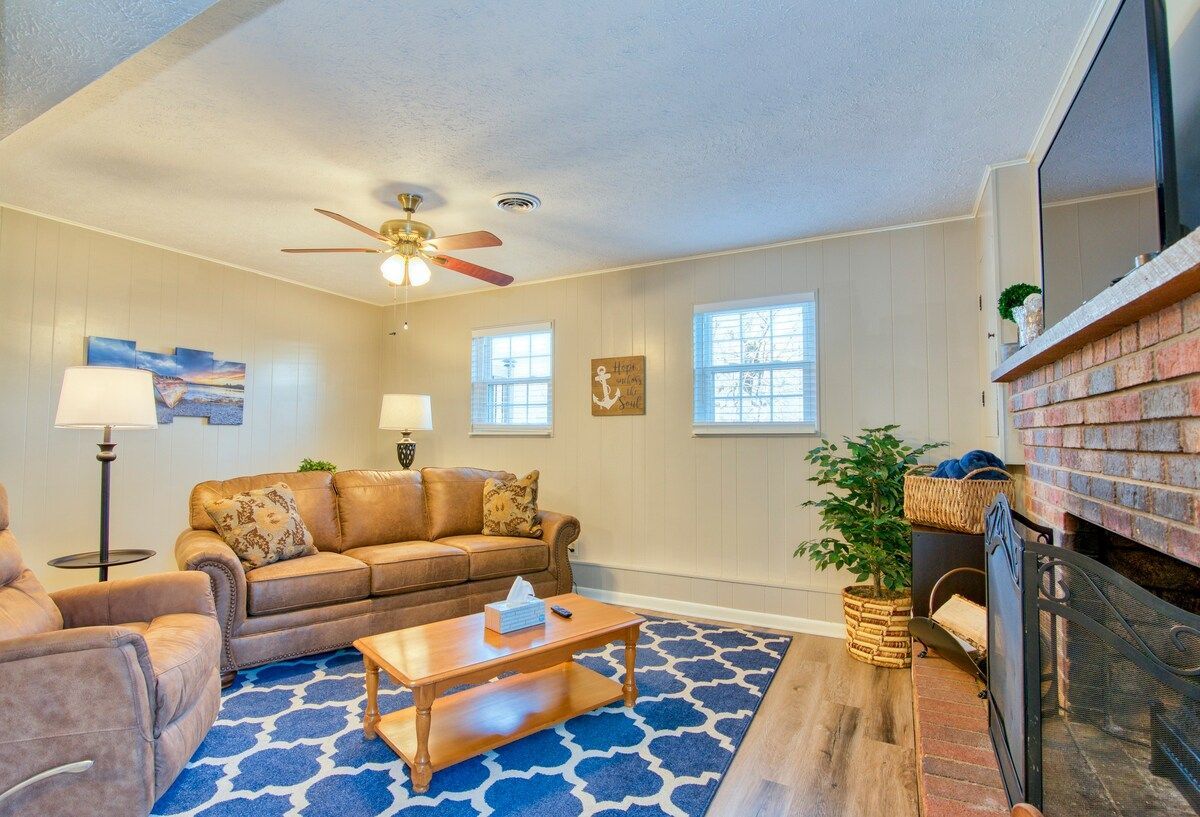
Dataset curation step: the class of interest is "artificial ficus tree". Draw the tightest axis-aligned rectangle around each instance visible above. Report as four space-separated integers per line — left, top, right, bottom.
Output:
793 425 944 598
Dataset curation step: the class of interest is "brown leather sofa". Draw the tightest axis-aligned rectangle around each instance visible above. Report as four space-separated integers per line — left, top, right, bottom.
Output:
176 467 579 682
0 484 221 817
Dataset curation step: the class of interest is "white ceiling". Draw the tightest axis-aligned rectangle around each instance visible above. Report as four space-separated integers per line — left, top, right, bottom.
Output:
0 0 1098 304
0 0 218 139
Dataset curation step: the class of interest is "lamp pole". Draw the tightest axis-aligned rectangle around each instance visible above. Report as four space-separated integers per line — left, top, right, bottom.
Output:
96 424 116 581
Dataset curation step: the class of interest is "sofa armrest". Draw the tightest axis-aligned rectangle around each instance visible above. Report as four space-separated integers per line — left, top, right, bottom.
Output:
175 528 246 673
51 571 216 629
0 627 156 810
538 510 579 594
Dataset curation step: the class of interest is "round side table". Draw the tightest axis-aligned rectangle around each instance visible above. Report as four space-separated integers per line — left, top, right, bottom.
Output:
48 549 156 582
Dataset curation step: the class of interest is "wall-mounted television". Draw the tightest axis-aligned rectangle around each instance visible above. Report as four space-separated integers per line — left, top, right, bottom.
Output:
1039 0 1199 326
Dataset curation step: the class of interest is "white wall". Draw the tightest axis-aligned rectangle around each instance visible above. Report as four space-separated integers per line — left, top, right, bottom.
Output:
978 162 1041 463
0 206 386 590
385 219 986 629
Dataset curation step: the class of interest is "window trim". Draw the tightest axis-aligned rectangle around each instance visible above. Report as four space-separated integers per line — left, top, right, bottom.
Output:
692 291 820 437
469 321 554 436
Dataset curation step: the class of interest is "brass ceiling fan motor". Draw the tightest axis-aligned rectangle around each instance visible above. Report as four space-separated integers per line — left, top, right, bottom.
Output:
281 191 513 287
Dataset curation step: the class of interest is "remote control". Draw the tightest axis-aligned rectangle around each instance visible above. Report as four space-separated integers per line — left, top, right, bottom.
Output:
550 604 573 619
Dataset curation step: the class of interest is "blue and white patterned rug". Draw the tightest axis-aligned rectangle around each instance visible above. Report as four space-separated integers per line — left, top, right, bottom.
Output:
152 616 790 817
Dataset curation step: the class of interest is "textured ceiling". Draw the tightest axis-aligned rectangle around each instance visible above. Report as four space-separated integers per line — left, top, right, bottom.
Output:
0 0 218 139
0 0 1098 304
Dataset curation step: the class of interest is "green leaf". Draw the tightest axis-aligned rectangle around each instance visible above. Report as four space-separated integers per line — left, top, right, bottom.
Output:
792 425 943 592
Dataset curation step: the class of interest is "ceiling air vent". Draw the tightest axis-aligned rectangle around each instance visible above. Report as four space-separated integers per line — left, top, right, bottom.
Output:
492 192 541 213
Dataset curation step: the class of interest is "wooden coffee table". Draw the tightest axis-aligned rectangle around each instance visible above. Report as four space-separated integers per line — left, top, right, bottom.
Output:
353 592 643 793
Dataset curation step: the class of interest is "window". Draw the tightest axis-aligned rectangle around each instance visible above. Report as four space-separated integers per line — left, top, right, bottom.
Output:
470 322 553 434
693 293 818 434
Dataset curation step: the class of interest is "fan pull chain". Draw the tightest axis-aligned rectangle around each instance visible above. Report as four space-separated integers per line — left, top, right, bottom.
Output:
404 278 410 331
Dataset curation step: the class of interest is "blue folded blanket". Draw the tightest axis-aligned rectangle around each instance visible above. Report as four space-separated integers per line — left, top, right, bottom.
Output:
930 449 1007 480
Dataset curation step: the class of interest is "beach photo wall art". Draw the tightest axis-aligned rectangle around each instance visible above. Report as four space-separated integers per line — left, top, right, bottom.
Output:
86 337 246 425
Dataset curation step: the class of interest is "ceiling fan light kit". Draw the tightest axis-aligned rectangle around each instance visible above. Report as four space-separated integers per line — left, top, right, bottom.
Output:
281 192 514 290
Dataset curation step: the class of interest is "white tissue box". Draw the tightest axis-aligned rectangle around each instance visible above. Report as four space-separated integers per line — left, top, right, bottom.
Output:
484 598 546 634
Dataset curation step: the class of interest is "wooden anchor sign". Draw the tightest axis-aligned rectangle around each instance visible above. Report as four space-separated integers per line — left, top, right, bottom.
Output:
590 355 645 416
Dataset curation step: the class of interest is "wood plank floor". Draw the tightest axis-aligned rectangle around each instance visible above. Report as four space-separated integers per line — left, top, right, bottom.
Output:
639 609 920 817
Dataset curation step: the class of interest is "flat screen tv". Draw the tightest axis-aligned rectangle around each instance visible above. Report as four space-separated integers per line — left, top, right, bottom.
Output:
1039 0 1199 326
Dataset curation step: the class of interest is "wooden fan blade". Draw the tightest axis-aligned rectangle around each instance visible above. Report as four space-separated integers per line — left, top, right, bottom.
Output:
427 230 502 251
281 248 381 253
314 208 388 242
429 254 514 286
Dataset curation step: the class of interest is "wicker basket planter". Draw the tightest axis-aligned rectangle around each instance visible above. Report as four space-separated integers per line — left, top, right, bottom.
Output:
903 465 1011 534
842 585 913 668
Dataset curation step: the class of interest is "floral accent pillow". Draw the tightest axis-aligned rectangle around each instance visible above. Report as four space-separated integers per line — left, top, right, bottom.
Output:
482 470 543 538
204 482 316 569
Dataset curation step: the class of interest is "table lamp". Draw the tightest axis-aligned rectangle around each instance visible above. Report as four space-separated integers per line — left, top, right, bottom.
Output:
379 394 433 469
53 366 157 581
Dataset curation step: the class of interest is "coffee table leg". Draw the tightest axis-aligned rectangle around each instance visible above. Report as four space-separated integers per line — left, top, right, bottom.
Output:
623 623 640 706
412 685 435 793
363 656 380 740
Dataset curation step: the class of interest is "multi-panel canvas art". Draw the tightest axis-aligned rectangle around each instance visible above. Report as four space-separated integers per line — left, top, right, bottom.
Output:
86 337 246 425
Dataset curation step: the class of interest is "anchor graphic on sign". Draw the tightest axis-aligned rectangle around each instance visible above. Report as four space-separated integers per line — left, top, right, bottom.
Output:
592 365 621 410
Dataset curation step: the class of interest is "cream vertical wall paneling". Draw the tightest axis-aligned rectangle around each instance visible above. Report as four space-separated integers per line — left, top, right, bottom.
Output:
384 218 986 628
977 162 1040 463
0 206 386 591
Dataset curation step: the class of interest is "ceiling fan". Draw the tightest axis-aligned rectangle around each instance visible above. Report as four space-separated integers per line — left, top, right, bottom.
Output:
282 193 513 288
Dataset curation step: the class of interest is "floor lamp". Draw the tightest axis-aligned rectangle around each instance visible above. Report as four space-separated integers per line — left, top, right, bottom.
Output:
51 366 158 581
380 394 433 469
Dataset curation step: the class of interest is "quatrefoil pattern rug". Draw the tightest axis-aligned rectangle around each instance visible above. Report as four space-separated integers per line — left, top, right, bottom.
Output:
152 615 790 817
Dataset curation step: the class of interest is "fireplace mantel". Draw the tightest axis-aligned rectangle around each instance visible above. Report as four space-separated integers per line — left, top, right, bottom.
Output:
993 229 1200 383
993 224 1200 568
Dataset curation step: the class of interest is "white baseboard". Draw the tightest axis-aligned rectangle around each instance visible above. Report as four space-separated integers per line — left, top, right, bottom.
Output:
576 586 846 640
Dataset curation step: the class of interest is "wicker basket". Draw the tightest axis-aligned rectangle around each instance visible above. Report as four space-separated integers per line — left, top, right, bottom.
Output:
843 586 913 668
903 465 1011 534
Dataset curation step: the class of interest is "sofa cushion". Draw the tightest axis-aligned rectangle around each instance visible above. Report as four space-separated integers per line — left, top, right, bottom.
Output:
205 483 317 569
437 534 549 580
422 467 512 540
190 471 343 552
245 551 369 615
123 612 221 730
483 470 543 537
333 470 428 548
343 542 469 595
0 529 64 639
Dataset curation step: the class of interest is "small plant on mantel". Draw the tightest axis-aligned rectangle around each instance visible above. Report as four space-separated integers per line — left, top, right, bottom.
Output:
794 425 944 667
298 458 337 473
998 282 1041 323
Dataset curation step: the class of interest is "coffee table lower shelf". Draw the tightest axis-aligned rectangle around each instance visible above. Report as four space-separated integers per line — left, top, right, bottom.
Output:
376 661 623 776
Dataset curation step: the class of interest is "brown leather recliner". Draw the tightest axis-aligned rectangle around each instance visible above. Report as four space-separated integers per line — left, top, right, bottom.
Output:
0 484 222 817
176 466 579 683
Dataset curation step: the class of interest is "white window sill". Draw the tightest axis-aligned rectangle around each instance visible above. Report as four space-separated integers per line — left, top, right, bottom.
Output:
469 427 554 437
692 423 819 437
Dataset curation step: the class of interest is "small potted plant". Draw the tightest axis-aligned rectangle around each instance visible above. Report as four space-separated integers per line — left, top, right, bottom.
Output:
298 458 337 473
999 283 1043 347
794 425 944 668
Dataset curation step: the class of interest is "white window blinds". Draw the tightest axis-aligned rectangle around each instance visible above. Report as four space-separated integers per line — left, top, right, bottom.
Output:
470 322 553 434
693 293 818 434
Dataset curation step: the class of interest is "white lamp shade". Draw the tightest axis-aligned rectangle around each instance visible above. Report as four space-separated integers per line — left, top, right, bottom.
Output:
379 393 433 431
55 366 158 429
406 256 431 286
380 254 407 284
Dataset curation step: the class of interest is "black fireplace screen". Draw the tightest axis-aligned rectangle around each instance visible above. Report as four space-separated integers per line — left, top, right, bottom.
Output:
985 496 1200 815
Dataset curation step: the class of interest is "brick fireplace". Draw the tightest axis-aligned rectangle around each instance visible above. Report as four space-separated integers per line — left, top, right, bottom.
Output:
985 231 1200 815
1007 291 1200 568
